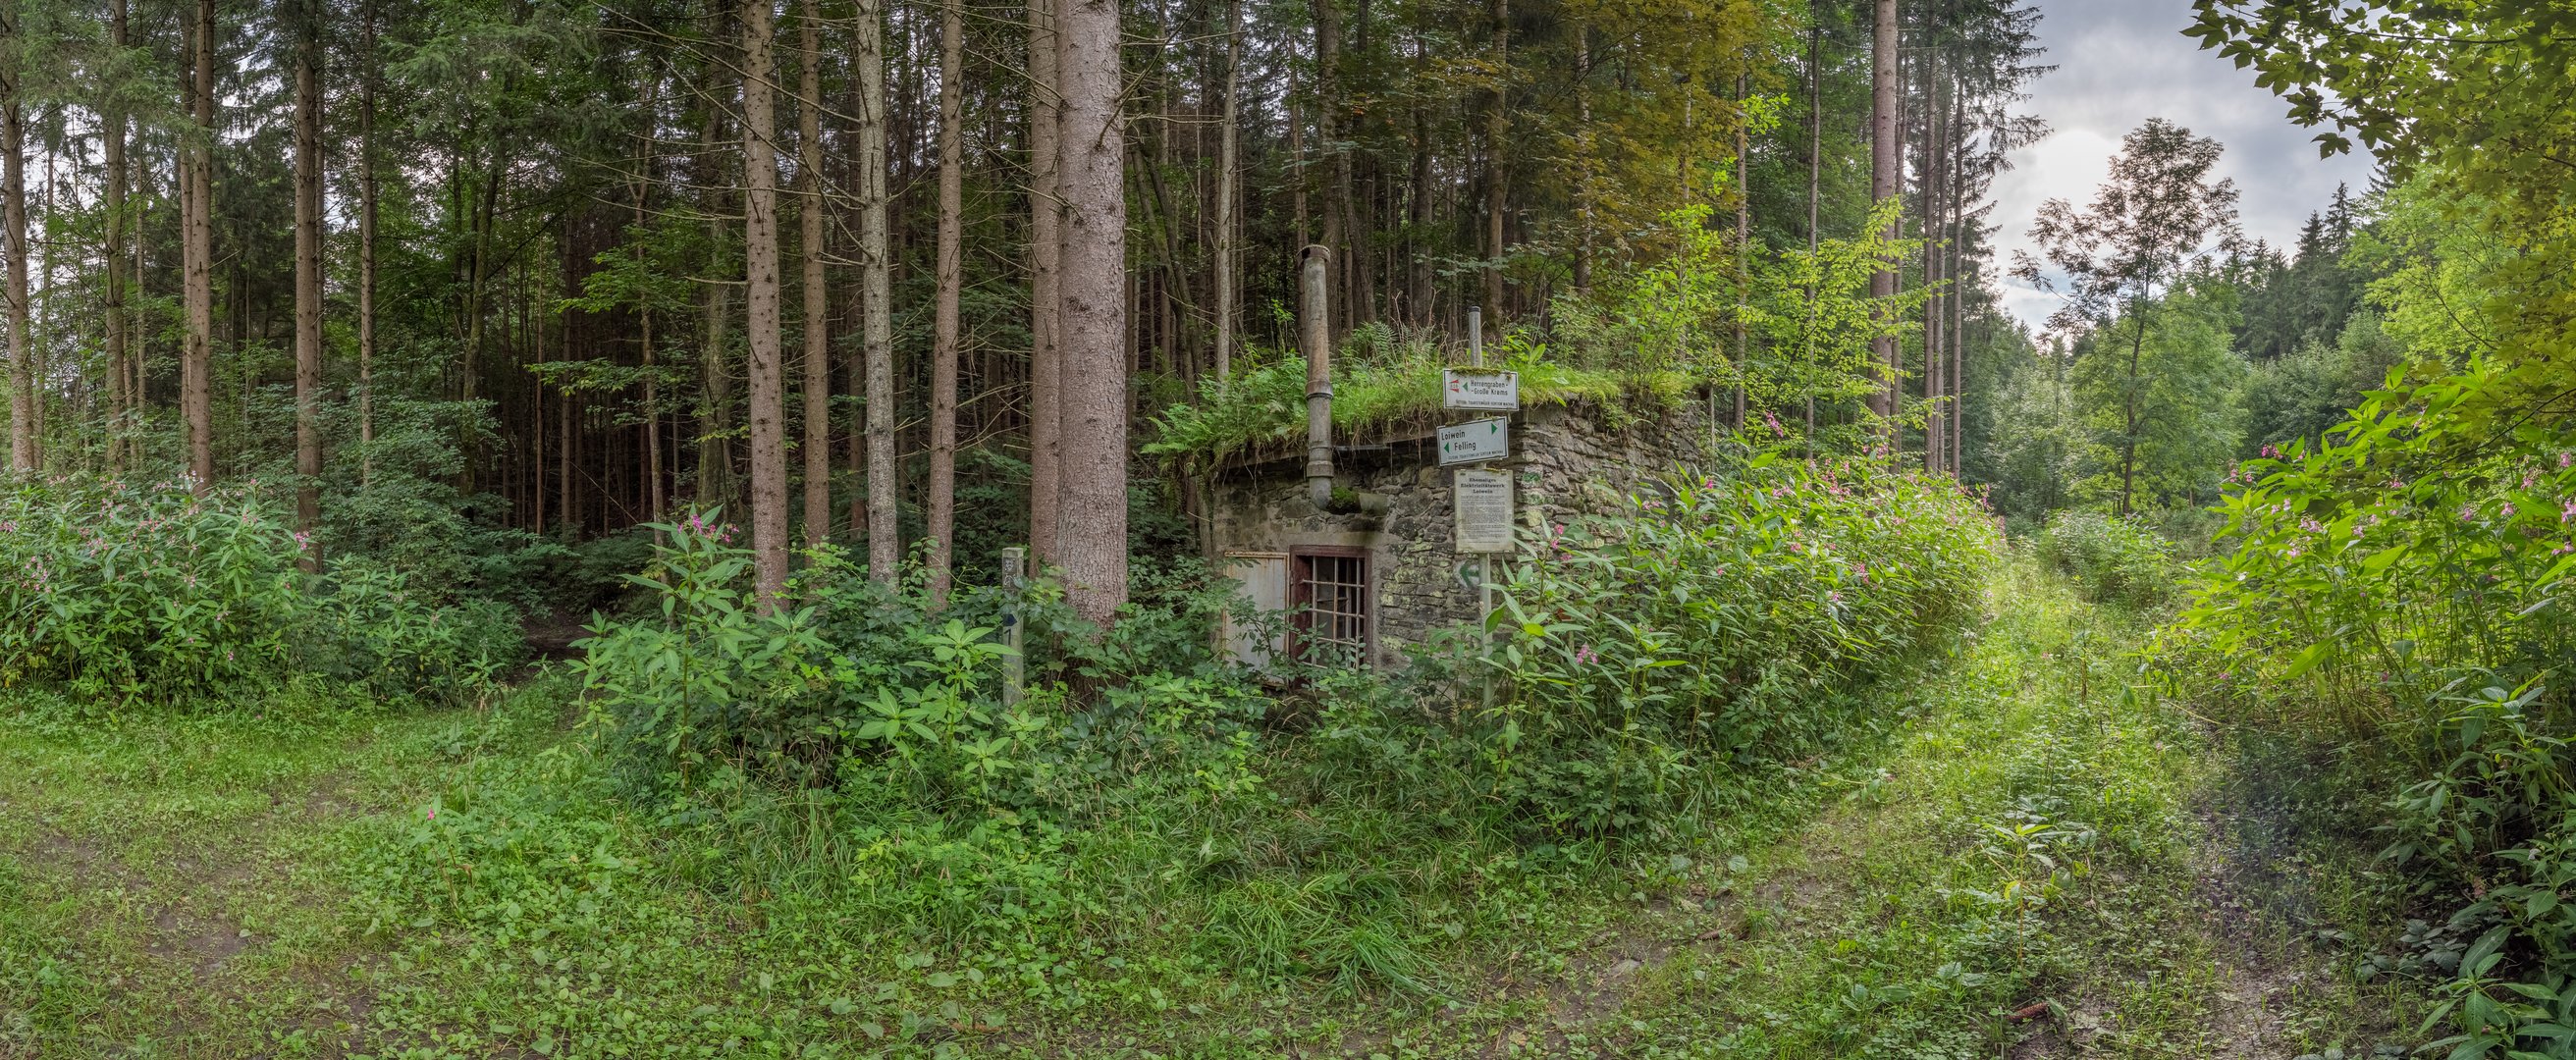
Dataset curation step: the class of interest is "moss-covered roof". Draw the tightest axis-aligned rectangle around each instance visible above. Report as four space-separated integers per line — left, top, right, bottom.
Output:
1145 354 1695 469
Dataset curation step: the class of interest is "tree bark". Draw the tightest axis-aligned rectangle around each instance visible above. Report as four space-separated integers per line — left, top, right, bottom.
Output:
697 93 734 508
183 0 217 489
104 0 131 473
1868 0 1899 429
858 0 898 580
358 0 379 488
295 0 326 561
1211 0 1239 382
798 0 831 555
1311 0 1343 340
0 11 25 475
1805 0 1820 445
1732 71 1749 430
925 0 963 602
1026 0 1062 563
742 0 789 607
1573 26 1592 294
634 120 665 531
1481 0 1508 319
1922 56 1945 473
1054 0 1128 624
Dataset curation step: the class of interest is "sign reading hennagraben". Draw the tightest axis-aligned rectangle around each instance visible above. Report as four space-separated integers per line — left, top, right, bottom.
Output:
1442 369 1520 411
1437 417 1509 465
1453 468 1515 553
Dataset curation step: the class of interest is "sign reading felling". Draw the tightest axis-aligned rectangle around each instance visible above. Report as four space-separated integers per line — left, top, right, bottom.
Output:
1453 468 1515 553
1438 416 1510 466
1442 369 1521 411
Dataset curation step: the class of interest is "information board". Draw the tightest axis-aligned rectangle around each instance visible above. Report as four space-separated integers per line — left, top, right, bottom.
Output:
1443 369 1521 411
1437 417 1510 465
1453 468 1515 553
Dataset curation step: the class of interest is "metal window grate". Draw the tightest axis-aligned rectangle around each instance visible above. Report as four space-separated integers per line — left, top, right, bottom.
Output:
1295 551 1369 662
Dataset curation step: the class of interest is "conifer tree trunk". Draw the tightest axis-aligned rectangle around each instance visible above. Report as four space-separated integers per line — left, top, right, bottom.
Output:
742 0 790 607
635 124 665 527
1572 26 1592 293
1868 0 1898 427
358 0 379 488
925 0 963 602
798 0 831 554
1311 0 1342 338
295 0 326 558
183 0 217 489
1026 0 1062 562
1482 0 1509 319
1211 0 1239 382
1054 0 1128 624
1805 0 1821 444
1733 70 1749 430
857 0 898 580
1948 81 1968 476
0 7 27 473
1922 59 1945 472
697 96 735 507
104 0 131 473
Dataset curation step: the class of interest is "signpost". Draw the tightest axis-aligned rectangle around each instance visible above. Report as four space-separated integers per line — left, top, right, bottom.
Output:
1459 307 1512 710
1443 369 1519 411
1437 416 1510 465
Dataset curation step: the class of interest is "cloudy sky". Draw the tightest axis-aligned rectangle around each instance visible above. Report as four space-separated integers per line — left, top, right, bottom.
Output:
1988 0 2380 331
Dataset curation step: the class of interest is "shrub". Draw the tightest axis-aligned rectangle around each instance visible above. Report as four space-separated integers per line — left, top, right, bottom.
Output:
0 474 518 707
574 512 1269 808
2033 511 2177 609
1479 456 2001 833
2159 363 2576 1051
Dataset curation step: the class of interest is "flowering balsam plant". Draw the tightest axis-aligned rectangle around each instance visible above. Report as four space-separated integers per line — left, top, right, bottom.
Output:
0 474 514 706
0 475 307 701
2163 366 2576 1055
1478 455 2000 833
2164 363 2576 732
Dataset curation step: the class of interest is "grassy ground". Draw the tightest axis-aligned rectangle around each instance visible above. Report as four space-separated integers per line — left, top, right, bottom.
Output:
0 557 2433 1058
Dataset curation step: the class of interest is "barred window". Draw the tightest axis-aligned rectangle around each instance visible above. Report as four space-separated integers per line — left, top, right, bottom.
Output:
1292 548 1370 663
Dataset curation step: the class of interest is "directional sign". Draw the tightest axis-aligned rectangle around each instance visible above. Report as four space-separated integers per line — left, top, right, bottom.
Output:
1437 416 1510 466
1453 468 1515 553
1443 369 1520 411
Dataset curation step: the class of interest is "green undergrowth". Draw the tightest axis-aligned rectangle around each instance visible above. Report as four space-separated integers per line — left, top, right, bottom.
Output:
0 556 2434 1057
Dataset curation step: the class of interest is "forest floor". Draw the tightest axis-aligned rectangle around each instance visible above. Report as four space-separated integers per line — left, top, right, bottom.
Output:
0 558 2438 1058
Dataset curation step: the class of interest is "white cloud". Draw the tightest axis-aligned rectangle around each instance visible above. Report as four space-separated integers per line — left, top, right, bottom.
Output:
1987 0 2381 332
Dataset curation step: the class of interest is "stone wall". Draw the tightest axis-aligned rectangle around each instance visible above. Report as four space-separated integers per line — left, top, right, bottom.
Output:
1208 397 1715 668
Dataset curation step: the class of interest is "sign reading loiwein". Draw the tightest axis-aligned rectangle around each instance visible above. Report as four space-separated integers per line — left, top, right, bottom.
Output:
1437 417 1509 465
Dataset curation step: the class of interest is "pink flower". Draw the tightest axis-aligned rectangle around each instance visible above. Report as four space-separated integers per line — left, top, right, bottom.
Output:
2462 504 2481 522
2501 503 2519 519
2562 500 2575 524
1574 645 1597 665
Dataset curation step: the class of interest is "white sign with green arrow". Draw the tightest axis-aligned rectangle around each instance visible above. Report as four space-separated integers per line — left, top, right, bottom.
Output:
1437 416 1509 466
